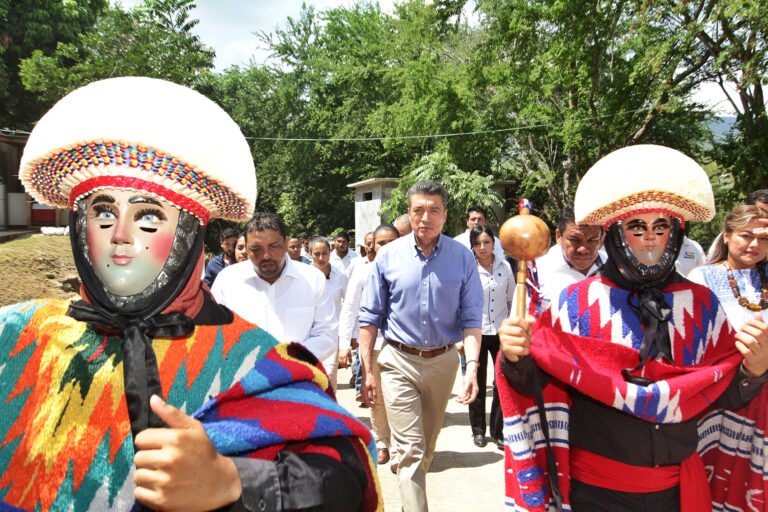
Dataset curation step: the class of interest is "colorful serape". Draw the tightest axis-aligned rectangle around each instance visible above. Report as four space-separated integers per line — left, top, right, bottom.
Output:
0 299 381 511
497 276 767 511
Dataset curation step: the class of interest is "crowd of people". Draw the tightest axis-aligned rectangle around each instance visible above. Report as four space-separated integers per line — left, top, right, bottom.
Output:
2 76 768 512
199 165 768 512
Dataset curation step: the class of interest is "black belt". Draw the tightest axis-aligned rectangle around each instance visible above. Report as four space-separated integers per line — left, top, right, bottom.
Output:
386 340 451 358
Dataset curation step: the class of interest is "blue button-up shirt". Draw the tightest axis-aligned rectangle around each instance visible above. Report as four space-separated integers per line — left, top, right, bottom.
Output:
358 232 483 348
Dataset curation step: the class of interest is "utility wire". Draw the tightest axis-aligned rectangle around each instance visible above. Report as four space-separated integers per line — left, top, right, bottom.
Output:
2 107 648 142
244 107 648 142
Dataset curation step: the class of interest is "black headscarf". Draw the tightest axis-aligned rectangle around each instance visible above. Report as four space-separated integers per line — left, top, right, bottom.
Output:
601 217 686 385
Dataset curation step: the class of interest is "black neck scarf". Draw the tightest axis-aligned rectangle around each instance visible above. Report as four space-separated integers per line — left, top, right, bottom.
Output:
66 213 206 442
602 234 685 386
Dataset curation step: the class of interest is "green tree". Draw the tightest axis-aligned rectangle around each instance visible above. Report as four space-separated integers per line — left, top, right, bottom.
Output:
19 0 214 104
380 143 503 235
642 0 768 194
471 0 714 225
248 3 411 235
0 0 107 129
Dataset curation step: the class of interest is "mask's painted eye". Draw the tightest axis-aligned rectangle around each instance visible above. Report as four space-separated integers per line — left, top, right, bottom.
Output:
91 205 117 227
140 212 160 223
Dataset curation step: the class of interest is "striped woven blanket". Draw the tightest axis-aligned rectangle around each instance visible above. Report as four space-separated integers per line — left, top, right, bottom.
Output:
0 299 382 511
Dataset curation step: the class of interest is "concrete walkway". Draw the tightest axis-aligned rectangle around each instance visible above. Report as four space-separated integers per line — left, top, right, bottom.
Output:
335 363 506 511
0 228 36 243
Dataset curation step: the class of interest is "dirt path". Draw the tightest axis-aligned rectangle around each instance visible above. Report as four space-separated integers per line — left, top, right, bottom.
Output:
335 365 506 511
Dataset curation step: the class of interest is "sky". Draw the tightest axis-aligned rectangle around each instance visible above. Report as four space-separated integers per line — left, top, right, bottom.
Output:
118 0 395 69
116 0 737 115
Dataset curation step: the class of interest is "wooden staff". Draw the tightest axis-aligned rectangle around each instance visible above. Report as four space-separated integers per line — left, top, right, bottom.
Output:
498 199 551 317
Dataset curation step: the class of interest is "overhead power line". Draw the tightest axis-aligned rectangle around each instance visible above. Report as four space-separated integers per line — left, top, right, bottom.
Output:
3 106 650 142
244 107 649 142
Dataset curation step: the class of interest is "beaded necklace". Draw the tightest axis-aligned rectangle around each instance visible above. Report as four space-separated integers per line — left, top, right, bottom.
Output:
724 262 768 311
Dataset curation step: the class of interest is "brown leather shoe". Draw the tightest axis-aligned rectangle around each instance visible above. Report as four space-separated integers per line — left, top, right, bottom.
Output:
377 448 390 464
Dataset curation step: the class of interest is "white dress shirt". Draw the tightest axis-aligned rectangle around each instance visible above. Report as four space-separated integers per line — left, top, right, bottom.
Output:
453 229 506 261
323 265 348 319
338 259 384 351
329 249 358 276
211 255 338 360
534 244 604 306
478 256 515 335
675 236 706 277
345 254 371 279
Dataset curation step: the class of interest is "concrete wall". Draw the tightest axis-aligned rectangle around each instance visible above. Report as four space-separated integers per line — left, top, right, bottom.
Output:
8 193 27 227
352 182 396 247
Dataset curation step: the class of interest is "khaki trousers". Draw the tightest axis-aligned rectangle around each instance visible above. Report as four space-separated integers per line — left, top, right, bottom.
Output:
378 342 459 512
321 348 339 392
371 350 394 452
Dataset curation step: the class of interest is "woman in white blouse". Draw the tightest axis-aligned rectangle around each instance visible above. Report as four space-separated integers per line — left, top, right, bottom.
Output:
468 225 515 449
309 236 348 391
688 205 768 331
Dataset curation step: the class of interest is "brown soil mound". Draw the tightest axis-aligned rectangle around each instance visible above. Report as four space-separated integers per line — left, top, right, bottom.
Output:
0 234 80 307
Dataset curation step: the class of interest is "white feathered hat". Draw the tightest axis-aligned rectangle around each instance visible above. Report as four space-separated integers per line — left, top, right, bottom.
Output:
19 77 256 224
574 144 715 227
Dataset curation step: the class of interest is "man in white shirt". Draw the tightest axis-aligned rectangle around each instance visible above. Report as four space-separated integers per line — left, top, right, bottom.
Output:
535 204 605 306
339 224 400 467
211 213 338 361
329 231 358 276
393 214 412 237
347 231 375 277
453 205 505 261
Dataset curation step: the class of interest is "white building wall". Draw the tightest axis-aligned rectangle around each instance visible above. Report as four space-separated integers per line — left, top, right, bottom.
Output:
351 181 397 247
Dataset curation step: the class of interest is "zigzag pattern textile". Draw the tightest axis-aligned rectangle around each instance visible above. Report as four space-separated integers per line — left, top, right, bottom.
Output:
497 276 768 511
0 299 382 512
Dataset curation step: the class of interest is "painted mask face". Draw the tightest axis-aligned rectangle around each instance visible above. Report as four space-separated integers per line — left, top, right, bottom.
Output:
621 212 672 266
85 188 180 296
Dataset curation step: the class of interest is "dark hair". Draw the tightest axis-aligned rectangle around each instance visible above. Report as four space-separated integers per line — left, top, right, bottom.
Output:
364 231 374 239
244 212 286 238
557 204 576 234
466 205 488 220
707 204 768 264
220 227 239 242
374 223 400 241
469 225 495 247
335 231 350 242
309 236 331 251
407 180 448 209
747 189 768 206
287 234 301 242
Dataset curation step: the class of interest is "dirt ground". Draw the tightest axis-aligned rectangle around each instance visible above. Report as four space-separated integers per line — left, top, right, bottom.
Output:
0 234 80 307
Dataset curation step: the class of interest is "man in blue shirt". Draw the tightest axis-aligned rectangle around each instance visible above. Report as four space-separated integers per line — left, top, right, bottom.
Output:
203 227 239 287
359 180 483 512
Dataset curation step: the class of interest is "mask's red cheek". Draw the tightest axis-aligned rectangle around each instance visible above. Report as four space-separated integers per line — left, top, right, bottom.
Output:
148 232 175 262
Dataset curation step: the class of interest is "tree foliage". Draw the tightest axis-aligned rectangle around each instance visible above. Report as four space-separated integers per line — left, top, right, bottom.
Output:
19 0 214 104
650 0 768 196
0 0 107 129
470 0 716 225
380 143 504 235
10 0 765 247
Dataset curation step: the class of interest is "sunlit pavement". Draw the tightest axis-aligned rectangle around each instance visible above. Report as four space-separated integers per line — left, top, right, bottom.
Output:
335 359 506 511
